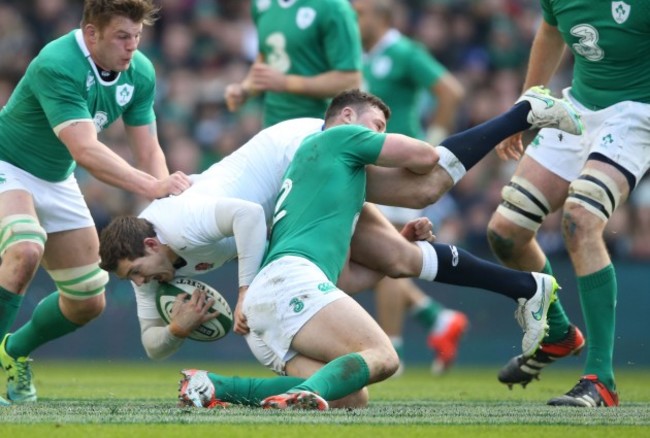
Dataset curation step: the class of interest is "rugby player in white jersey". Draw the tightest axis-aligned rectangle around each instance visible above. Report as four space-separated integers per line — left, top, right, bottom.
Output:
99 87 583 409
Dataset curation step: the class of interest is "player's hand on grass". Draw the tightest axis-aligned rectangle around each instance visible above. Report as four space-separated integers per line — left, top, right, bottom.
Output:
400 217 436 242
495 133 524 161
168 290 217 338
234 286 250 335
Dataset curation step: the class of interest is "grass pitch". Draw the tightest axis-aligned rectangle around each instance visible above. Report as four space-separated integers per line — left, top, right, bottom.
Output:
1 361 649 437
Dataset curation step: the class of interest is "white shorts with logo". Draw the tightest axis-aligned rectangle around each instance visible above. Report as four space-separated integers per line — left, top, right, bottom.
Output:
526 88 650 185
242 256 347 374
0 161 94 233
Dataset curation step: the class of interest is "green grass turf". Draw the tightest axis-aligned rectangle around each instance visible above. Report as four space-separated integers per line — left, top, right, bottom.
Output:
1 361 649 437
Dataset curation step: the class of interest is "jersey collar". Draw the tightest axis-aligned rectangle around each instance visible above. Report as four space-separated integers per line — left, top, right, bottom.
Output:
74 29 122 87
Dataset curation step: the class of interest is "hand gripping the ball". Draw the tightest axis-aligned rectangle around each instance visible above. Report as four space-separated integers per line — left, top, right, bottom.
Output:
168 289 218 338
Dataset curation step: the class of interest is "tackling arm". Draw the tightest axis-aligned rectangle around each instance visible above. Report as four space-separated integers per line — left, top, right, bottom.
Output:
523 20 567 90
124 121 170 179
58 121 191 199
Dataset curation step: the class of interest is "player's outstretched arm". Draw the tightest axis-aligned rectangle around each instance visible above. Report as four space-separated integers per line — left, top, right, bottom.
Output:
59 120 191 199
248 61 361 98
495 20 565 162
124 121 170 179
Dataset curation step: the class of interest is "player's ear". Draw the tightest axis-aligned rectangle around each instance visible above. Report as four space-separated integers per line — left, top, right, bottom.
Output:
341 106 355 124
84 24 98 43
143 237 159 251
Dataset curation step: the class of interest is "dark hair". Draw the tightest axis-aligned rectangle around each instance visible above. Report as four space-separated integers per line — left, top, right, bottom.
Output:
98 216 156 272
324 89 391 123
82 0 159 30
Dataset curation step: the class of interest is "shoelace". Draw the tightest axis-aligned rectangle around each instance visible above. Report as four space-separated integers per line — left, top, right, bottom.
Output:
564 378 591 397
15 358 33 390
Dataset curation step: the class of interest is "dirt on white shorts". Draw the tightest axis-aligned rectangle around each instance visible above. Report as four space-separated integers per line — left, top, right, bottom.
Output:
526 88 650 185
0 161 94 233
242 255 347 374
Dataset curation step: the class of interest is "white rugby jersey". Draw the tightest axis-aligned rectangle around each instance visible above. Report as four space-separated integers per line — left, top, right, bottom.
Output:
134 118 324 321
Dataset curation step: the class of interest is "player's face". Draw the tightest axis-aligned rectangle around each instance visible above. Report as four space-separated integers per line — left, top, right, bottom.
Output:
115 249 175 286
355 106 387 133
92 16 143 71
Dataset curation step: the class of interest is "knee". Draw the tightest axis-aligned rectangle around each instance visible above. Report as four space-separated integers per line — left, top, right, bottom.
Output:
561 203 603 250
62 294 106 325
373 344 401 381
486 214 520 262
0 243 44 287
562 169 621 250
49 263 109 324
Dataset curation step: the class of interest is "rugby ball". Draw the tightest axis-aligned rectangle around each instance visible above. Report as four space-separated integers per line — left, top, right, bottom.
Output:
155 277 233 342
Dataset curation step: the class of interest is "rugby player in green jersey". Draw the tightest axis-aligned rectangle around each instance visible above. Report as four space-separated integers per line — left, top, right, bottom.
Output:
224 0 362 127
0 0 191 406
487 0 650 407
355 0 467 375
173 88 583 410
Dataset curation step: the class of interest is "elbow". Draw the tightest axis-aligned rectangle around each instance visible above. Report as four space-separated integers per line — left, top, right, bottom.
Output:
144 346 170 361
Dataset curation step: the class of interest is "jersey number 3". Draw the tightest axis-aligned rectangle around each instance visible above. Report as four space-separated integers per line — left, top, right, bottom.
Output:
570 24 604 61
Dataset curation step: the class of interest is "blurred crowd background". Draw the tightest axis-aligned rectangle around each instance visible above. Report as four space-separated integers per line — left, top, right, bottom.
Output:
1 0 649 260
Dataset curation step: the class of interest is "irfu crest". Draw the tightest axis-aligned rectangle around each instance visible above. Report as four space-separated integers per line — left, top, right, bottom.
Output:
116 84 134 106
612 1 631 24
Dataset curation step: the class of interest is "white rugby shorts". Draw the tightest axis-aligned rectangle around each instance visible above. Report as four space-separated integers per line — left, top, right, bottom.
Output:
242 256 347 372
0 161 94 233
526 88 650 185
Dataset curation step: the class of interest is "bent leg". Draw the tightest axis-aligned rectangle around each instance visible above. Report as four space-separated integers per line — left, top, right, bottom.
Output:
285 354 368 408
562 160 630 390
289 295 399 401
487 155 573 343
6 227 107 358
0 190 46 336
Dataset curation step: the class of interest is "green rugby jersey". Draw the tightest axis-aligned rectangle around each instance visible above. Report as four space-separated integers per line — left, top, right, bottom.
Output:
0 30 156 182
542 0 650 109
252 0 361 127
362 29 447 139
264 124 385 281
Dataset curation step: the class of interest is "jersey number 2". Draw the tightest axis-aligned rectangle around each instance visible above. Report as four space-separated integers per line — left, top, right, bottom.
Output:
272 178 293 227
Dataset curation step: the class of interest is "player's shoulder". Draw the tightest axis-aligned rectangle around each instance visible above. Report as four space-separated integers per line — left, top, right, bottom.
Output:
32 31 85 77
127 50 156 86
262 118 324 143
325 123 372 137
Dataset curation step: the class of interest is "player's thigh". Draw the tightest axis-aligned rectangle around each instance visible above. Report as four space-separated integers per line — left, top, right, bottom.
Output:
291 295 392 364
366 166 449 208
42 226 100 270
490 154 571 238
42 228 106 319
512 155 572 212
350 203 420 276
0 189 37 217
